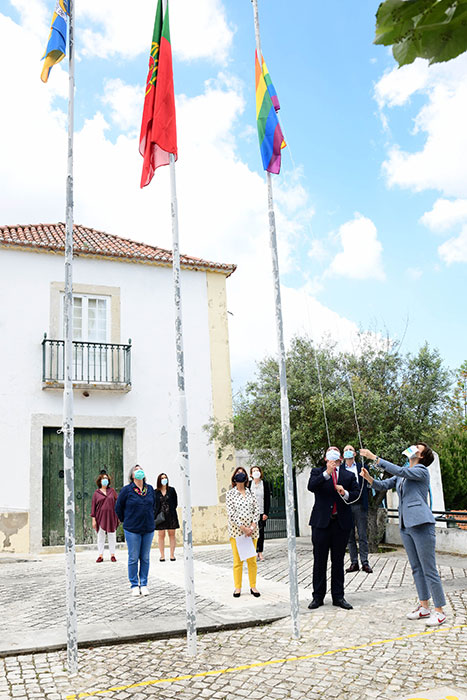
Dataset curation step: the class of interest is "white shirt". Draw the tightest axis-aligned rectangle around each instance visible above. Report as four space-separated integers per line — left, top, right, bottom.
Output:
250 480 264 514
345 460 359 484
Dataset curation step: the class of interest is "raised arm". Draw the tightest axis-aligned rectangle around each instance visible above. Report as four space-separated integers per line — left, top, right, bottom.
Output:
307 467 329 492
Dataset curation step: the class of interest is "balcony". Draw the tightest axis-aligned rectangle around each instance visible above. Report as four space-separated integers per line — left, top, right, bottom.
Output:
42 335 132 391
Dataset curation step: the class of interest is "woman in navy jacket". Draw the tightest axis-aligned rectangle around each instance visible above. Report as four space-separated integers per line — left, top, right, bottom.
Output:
360 443 447 627
115 465 155 597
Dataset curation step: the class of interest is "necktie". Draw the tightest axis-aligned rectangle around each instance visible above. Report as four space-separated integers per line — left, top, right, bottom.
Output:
331 469 338 515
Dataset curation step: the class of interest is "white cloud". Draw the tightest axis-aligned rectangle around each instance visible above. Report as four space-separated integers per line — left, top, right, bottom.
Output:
375 54 467 198
405 267 423 280
102 79 143 133
438 226 467 264
374 58 430 108
421 198 467 232
327 214 385 280
78 0 234 63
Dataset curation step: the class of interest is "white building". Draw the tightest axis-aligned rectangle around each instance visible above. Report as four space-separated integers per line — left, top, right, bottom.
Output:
0 223 236 552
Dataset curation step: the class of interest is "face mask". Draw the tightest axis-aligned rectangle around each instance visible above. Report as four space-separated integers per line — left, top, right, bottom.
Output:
101 478 109 487
402 445 418 460
234 472 247 483
134 469 145 480
161 478 168 486
251 471 261 479
326 449 340 462
343 450 354 460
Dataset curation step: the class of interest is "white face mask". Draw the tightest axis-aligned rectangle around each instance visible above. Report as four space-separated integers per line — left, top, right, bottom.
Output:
161 478 168 486
251 471 261 479
326 449 340 462
402 445 419 460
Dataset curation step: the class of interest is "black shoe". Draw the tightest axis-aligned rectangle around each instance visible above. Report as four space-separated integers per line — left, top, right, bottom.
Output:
250 588 261 597
332 598 353 610
308 598 324 610
233 590 241 598
345 563 359 573
362 563 373 573
170 557 176 561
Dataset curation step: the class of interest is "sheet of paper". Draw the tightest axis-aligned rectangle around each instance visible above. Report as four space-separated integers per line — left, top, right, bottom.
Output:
235 535 256 561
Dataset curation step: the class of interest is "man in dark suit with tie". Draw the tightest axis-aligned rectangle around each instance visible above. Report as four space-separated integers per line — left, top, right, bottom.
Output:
308 446 360 610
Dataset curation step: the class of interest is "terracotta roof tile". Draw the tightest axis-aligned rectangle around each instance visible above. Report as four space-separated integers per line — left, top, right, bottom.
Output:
0 223 236 276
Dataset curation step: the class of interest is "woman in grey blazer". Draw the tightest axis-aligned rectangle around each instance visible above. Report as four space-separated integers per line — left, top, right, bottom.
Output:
360 443 447 627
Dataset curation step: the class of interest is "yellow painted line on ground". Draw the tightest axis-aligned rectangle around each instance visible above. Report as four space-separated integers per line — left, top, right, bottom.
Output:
66 624 467 699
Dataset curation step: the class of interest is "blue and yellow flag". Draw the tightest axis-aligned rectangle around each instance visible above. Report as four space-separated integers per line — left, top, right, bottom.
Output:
41 0 69 83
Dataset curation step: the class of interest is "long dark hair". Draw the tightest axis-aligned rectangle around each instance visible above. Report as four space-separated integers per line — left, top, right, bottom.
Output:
156 473 169 490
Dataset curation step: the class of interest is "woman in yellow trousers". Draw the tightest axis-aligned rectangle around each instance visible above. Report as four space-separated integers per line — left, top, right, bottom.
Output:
226 467 261 598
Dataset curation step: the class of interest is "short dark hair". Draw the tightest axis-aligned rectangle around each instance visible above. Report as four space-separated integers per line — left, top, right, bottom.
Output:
231 467 249 488
417 442 434 467
156 473 169 490
96 473 111 488
128 465 146 484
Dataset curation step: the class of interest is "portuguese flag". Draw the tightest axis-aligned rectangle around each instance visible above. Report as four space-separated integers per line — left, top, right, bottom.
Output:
139 0 177 188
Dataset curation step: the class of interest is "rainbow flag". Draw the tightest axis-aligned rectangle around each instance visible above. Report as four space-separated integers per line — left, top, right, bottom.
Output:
41 0 69 83
255 50 286 174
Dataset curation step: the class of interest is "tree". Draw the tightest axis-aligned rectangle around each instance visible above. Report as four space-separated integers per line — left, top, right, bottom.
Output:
375 0 467 67
436 361 467 508
206 337 453 548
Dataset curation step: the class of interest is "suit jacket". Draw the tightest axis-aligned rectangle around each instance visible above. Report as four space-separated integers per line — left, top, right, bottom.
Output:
372 458 435 528
308 466 359 530
343 463 369 511
154 486 178 517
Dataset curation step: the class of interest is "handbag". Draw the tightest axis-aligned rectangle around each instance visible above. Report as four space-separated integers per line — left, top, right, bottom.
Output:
155 511 166 526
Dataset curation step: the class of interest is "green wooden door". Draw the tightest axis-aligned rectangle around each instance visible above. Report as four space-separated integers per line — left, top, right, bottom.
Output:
42 428 124 546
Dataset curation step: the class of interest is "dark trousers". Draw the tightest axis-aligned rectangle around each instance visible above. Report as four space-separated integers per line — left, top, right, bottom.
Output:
312 519 350 601
256 516 266 553
348 503 369 565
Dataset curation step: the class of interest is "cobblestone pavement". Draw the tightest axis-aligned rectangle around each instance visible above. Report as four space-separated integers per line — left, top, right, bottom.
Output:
0 587 466 700
0 541 466 636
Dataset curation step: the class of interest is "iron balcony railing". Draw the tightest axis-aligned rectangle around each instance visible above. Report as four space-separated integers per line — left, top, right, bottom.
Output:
42 335 132 386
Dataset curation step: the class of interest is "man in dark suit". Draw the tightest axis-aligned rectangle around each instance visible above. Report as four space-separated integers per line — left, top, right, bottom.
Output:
343 444 373 574
308 446 360 610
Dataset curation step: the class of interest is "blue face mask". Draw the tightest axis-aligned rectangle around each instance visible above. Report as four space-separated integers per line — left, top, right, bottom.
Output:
134 469 145 480
343 450 354 460
161 478 168 486
234 472 247 483
101 478 109 487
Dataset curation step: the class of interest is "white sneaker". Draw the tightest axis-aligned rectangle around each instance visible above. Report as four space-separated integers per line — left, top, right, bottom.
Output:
425 611 446 627
140 586 149 596
131 586 140 597
406 604 430 620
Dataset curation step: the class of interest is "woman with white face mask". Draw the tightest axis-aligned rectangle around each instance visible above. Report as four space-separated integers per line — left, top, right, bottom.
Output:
249 466 271 561
154 473 179 562
115 465 155 596
91 471 119 563
360 443 447 627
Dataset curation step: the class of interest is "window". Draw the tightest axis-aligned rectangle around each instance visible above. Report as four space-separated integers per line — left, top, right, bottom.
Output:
70 295 110 342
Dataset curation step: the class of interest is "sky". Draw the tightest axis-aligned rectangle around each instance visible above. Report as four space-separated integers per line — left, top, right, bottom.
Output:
1 0 466 393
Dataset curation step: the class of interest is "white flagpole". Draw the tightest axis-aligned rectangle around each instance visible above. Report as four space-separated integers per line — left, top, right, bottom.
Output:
251 0 300 640
162 0 197 656
63 0 78 674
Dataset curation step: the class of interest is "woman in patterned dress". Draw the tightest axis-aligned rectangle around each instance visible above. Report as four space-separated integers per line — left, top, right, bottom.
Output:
226 467 261 598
